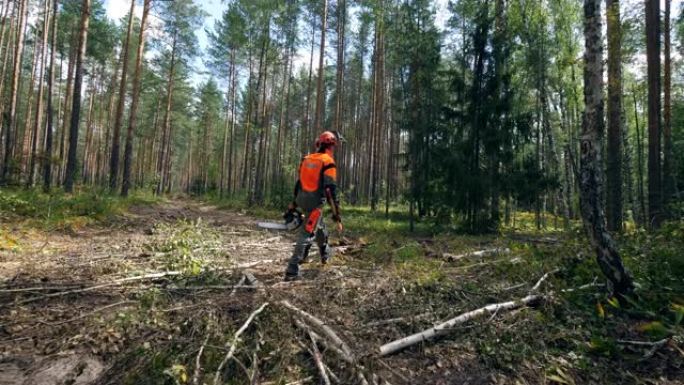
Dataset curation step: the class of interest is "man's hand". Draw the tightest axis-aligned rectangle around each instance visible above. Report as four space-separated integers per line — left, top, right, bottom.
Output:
336 221 344 233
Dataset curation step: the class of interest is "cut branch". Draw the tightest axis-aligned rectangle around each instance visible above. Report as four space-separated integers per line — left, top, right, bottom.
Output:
442 247 510 262
213 302 269 385
3 271 181 307
379 294 543 356
280 300 354 360
309 331 331 385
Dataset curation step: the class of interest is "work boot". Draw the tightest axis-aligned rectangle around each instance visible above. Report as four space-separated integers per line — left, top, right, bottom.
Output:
284 274 300 282
320 245 332 265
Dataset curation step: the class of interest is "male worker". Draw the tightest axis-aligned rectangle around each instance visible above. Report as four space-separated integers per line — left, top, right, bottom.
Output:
284 131 344 281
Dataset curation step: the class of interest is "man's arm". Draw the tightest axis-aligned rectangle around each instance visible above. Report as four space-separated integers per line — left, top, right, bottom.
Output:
322 163 342 230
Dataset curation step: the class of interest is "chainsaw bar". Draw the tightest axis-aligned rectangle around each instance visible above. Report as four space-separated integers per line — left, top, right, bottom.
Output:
257 221 290 230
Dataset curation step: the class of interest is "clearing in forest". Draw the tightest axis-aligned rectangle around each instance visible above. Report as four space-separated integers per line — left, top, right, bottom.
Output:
1 199 682 385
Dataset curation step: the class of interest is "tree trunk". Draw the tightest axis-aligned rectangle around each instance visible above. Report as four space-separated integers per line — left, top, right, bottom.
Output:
303 12 316 153
122 0 151 197
662 0 674 209
645 0 662 228
109 0 136 191
580 0 633 296
59 38 77 184
156 33 177 196
29 0 52 187
43 0 59 192
20 30 40 180
333 0 345 133
633 87 647 225
0 0 16 159
64 0 90 193
605 0 623 231
1 0 28 183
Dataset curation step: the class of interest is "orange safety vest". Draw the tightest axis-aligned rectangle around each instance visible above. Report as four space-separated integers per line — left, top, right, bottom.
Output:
298 152 336 193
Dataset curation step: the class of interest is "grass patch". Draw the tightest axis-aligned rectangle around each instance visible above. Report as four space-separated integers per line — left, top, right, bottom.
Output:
0 188 159 229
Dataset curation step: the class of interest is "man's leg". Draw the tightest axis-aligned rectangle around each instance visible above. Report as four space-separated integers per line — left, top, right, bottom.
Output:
315 217 331 264
285 214 315 279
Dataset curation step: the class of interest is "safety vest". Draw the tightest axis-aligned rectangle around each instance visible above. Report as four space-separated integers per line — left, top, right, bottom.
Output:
299 152 336 193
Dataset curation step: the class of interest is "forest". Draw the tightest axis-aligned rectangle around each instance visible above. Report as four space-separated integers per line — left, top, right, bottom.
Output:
0 0 683 384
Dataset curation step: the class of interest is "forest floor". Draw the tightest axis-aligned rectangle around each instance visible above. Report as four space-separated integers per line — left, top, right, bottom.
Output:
0 195 683 385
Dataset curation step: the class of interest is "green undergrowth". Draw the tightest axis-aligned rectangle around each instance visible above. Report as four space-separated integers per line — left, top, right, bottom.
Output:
337 206 684 382
0 188 159 228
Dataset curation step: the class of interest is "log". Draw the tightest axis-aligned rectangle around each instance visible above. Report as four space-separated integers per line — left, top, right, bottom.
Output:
378 294 542 356
280 300 354 360
442 247 510 262
213 302 269 385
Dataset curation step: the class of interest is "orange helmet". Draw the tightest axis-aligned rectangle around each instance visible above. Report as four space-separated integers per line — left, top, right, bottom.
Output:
315 131 344 148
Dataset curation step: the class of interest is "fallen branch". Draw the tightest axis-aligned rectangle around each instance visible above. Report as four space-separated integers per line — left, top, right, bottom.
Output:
309 331 331 385
616 338 670 347
620 338 671 359
229 275 247 296
3 271 181 307
193 334 210 385
0 285 83 293
51 300 136 326
530 269 559 292
213 302 269 385
244 272 259 285
364 312 433 328
280 300 354 360
281 377 313 385
293 319 352 364
235 259 278 269
379 294 542 356
442 247 510 262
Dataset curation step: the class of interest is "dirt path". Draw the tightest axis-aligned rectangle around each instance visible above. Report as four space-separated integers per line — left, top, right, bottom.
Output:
0 200 387 385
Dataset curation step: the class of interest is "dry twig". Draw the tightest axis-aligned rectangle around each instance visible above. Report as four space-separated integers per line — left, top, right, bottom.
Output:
309 331 331 385
213 302 269 385
2 271 181 307
280 300 354 360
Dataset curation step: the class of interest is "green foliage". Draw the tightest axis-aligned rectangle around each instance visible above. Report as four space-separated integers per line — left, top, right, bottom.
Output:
144 219 222 274
0 188 158 226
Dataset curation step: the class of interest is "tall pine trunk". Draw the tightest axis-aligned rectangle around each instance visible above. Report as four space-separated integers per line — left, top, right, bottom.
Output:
156 33 177 195
122 0 151 197
605 0 623 231
109 0 136 191
662 0 674 209
1 0 28 183
43 0 59 192
580 0 633 296
29 0 52 187
64 0 90 193
645 0 662 228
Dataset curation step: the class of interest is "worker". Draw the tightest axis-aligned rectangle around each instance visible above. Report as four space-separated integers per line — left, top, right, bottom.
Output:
284 131 344 281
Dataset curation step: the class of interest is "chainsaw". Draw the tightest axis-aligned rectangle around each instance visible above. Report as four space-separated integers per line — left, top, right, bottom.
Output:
257 208 303 231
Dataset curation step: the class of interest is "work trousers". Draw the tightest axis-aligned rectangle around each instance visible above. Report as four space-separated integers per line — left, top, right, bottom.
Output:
285 209 331 278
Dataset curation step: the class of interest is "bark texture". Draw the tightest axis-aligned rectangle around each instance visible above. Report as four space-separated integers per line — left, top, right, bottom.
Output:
605 0 622 231
580 0 633 296
64 0 90 192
